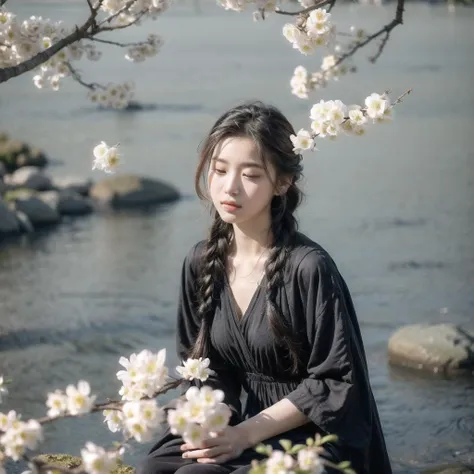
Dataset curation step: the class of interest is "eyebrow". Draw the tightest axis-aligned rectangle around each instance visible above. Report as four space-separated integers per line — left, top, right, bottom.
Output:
212 157 264 169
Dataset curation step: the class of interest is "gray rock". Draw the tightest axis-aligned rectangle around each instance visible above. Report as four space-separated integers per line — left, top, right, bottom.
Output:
4 166 52 191
0 199 21 234
13 197 60 227
52 176 93 196
36 190 60 210
89 174 180 208
388 324 474 376
0 162 5 178
15 210 34 233
57 191 94 216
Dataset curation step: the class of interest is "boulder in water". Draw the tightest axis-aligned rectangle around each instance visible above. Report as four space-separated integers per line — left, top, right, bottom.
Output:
388 323 474 376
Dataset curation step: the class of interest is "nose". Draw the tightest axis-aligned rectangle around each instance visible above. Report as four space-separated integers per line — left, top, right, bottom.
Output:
224 172 240 196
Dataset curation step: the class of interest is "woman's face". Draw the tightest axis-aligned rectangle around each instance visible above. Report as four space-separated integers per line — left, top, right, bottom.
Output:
208 136 278 227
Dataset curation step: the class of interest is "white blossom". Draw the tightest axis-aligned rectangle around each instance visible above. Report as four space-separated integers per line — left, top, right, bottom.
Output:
65 380 96 415
265 450 295 474
0 418 43 461
92 141 121 174
117 349 168 401
176 357 212 382
103 409 124 433
81 442 119 474
202 403 232 433
46 390 68 417
122 400 164 443
297 448 323 473
182 422 207 448
290 129 314 154
365 93 388 120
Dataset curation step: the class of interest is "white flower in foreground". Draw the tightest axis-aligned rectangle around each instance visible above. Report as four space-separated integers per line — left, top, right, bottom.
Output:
65 380 96 415
0 376 7 403
182 422 207 448
202 403 231 433
81 442 119 474
46 390 68 417
117 349 168 400
122 400 164 443
348 105 367 127
167 403 190 435
0 419 43 461
290 129 314 154
92 141 121 174
176 357 211 382
365 93 388 120
265 450 295 474
103 409 124 433
198 386 224 408
297 448 324 473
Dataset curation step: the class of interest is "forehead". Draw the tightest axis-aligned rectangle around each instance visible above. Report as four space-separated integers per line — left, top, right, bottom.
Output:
212 136 263 165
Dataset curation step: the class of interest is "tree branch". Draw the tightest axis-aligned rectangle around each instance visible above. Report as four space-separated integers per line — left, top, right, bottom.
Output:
0 3 103 84
88 37 146 48
275 0 332 16
330 0 405 71
66 61 105 90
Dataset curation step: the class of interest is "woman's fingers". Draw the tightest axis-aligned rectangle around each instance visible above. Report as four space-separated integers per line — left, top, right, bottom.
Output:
197 454 229 464
182 445 228 460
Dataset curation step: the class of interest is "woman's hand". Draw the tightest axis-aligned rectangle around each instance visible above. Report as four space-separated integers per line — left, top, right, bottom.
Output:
180 426 248 464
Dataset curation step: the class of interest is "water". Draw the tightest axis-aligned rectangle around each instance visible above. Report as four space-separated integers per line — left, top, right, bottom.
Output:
1 1 474 472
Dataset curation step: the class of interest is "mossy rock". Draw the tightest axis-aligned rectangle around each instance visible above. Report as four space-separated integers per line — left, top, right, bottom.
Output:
3 188 36 202
0 136 48 172
421 464 474 474
37 454 134 474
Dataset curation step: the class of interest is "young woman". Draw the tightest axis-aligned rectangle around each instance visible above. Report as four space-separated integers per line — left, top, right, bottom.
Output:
136 102 392 474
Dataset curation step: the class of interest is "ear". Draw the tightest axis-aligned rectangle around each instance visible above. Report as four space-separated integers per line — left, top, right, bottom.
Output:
274 176 292 196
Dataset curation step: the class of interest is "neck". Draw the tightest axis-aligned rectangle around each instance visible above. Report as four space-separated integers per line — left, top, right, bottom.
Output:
231 213 272 258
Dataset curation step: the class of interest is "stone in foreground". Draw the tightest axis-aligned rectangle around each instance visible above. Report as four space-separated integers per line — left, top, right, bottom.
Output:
388 323 474 376
90 174 180 208
37 454 133 474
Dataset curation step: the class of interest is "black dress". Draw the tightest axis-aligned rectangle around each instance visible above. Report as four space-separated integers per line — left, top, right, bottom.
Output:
136 233 393 474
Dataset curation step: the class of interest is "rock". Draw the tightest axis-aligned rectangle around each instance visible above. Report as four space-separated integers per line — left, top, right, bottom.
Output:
36 454 133 474
0 137 48 172
57 191 94 216
12 196 60 227
0 199 21 235
89 174 180 208
0 162 5 178
4 166 52 191
36 190 60 210
388 324 474 376
421 463 474 473
52 175 93 196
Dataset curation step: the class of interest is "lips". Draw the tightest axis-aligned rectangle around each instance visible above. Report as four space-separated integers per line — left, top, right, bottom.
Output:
221 201 241 210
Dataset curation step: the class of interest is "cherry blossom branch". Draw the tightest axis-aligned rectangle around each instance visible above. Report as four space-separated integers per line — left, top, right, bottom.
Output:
88 37 148 48
66 62 105 91
333 0 405 69
275 0 332 16
0 1 105 84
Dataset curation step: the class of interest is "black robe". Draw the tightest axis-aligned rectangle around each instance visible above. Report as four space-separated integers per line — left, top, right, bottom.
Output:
139 233 392 474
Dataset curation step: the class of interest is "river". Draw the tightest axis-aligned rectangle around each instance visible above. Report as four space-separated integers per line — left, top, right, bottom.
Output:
0 1 473 473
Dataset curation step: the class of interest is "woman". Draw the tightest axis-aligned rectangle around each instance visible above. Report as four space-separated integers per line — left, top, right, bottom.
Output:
136 101 392 474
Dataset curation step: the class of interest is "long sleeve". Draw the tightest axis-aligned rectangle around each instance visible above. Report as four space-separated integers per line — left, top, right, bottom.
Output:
176 243 243 425
285 250 372 448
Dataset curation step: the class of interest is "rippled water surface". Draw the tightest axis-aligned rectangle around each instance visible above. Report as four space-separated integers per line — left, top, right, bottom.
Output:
1 1 474 473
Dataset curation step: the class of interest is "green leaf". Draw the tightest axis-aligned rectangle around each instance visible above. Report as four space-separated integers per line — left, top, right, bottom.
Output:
254 444 270 455
306 438 314 446
337 461 351 469
288 444 306 454
343 469 357 474
279 439 292 452
317 434 338 446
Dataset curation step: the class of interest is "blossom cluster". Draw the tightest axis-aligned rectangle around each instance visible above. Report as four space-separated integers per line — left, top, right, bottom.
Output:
218 0 277 13
290 92 393 153
167 386 231 447
264 448 324 474
0 1 169 108
46 380 97 417
0 410 43 462
283 8 335 56
92 141 121 174
176 357 212 382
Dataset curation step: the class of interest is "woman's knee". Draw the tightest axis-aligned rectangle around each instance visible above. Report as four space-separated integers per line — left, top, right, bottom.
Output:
135 457 181 474
175 462 230 474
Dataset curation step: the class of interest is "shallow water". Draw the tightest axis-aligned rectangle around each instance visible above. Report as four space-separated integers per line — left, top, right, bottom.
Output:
1 1 474 472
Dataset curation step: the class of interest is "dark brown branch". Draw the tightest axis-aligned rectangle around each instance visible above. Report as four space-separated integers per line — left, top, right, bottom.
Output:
0 1 104 84
331 0 404 70
88 37 147 48
66 61 105 90
275 0 332 16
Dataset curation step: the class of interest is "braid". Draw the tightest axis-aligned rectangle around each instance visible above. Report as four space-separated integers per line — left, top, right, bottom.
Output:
264 189 302 374
190 212 232 359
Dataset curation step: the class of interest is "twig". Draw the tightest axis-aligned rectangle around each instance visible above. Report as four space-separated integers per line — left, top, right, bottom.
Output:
97 0 137 28
88 37 147 48
330 0 405 71
66 61 105 90
275 0 333 16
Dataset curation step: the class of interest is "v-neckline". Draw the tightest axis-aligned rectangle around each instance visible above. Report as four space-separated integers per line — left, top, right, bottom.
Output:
224 273 265 324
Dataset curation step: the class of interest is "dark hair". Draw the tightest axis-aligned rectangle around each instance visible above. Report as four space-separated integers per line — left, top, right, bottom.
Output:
191 101 304 374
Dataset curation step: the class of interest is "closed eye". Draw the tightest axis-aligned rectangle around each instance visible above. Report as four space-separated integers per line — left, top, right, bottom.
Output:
243 174 261 179
213 168 226 175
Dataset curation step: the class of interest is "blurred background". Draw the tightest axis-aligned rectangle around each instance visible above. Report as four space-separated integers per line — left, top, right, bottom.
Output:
0 0 473 473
